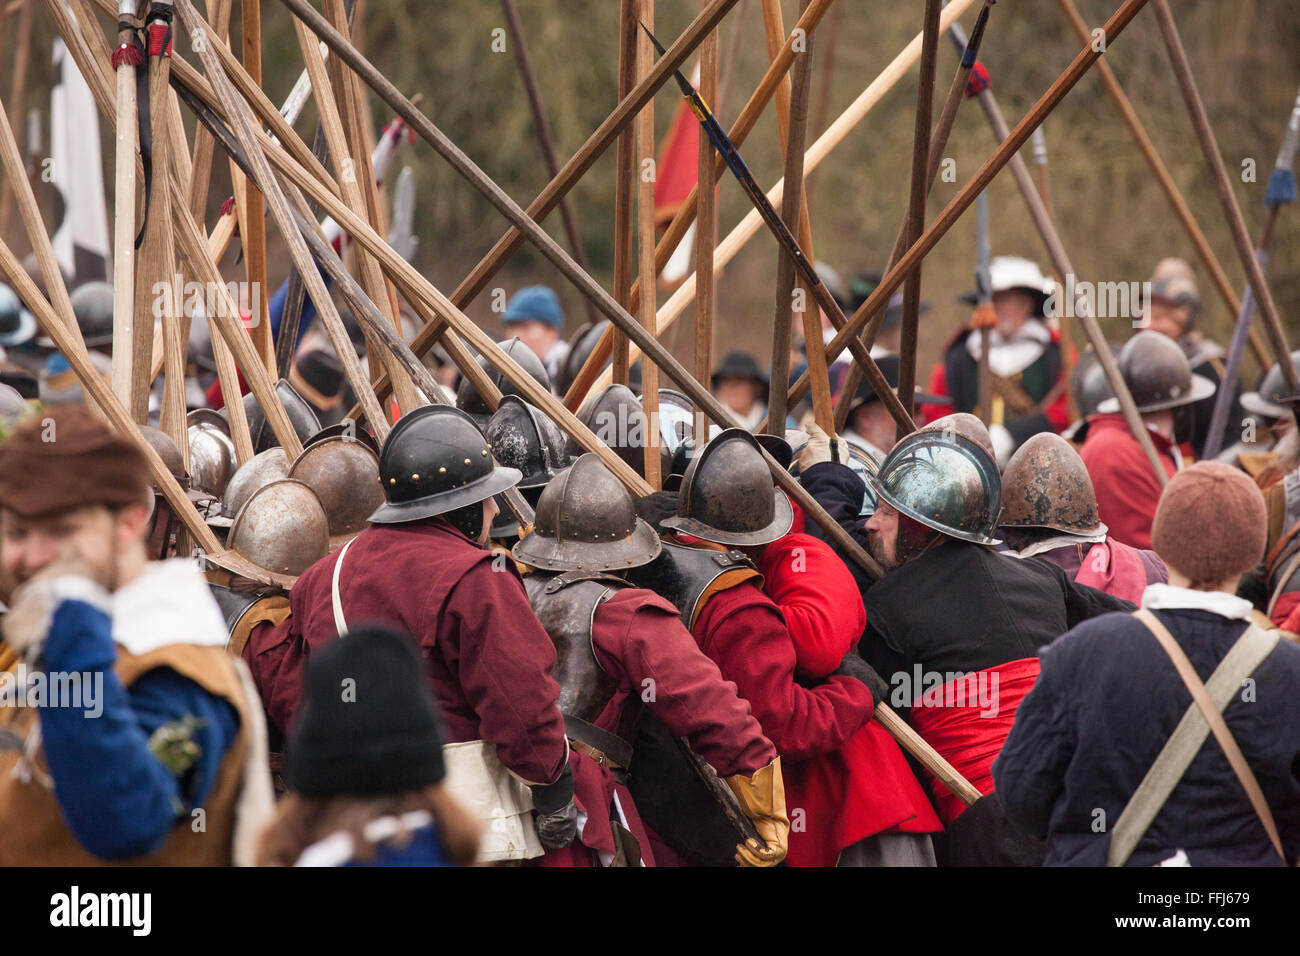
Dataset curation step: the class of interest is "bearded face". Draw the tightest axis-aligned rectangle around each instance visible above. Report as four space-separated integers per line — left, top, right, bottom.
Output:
1 505 127 591
864 500 939 572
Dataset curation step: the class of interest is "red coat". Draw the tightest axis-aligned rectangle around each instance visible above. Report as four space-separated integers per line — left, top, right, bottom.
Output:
1079 413 1180 549
546 587 778 866
676 537 877 866
760 534 941 866
243 519 569 787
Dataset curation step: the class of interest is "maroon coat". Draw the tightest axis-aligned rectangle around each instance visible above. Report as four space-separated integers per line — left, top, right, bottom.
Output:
243 519 568 786
1079 414 1181 550
543 586 778 866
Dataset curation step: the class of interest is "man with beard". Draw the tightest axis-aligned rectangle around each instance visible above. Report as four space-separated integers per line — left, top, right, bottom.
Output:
0 405 271 864
241 404 576 862
1080 331 1216 549
806 425 1131 863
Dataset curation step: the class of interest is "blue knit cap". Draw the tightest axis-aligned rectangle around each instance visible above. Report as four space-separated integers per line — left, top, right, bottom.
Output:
504 285 564 329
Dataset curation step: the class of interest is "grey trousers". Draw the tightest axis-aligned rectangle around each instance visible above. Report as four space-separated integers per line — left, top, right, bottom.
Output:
836 832 938 867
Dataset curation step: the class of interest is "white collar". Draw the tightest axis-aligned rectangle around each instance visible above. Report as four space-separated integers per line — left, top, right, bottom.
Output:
964 319 1051 377
1140 583 1253 622
1006 531 1107 559
112 559 230 656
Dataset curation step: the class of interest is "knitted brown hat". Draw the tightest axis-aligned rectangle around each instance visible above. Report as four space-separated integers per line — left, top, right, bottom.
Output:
1151 461 1266 585
0 404 150 519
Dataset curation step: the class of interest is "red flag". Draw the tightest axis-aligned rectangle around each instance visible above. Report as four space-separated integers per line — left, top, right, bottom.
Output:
653 62 701 226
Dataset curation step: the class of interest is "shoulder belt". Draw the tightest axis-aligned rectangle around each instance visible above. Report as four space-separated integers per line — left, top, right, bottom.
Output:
625 540 760 631
1108 610 1283 866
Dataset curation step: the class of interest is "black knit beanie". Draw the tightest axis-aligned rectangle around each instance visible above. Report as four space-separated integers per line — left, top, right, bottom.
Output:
286 625 447 796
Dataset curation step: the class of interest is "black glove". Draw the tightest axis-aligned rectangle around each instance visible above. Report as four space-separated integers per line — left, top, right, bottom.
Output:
529 762 577 850
833 651 888 709
636 491 680 534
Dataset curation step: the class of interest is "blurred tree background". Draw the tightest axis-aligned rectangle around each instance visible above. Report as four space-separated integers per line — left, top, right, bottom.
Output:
6 0 1300 384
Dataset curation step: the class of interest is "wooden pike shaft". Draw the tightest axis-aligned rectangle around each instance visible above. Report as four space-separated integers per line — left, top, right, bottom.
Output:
112 10 140 417
1151 0 1295 393
565 0 836 412
0 236 223 554
1055 0 1271 373
694 0 719 444
636 0 661 488
896 0 941 440
762 0 824 435
778 0 1153 424
500 0 599 327
239 0 275 373
333 0 743 412
170 11 885 586
175 0 392 443
831 4 985 432
188 0 231 219
589 0 979 410
56 0 265 462
0 0 34 238
611 0 637 386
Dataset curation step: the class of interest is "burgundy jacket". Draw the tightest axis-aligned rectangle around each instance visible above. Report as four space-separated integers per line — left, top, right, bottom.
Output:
243 519 568 786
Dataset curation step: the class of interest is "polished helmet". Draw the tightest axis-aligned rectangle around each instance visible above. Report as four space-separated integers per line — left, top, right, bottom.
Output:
237 379 322 454
999 432 1105 536
484 395 570 489
512 453 662 572
1240 349 1300 420
455 337 552 422
227 478 330 578
210 447 290 527
1097 330 1215 414
369 404 520 524
662 428 793 547
0 383 31 429
0 283 36 347
288 436 384 540
913 412 998 467
187 409 237 498
867 428 1001 546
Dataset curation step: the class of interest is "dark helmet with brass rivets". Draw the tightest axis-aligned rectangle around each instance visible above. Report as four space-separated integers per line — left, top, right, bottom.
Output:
512 453 662 572
662 427 793 547
455 337 552 424
369 405 521 524
999 432 1106 536
484 395 569 489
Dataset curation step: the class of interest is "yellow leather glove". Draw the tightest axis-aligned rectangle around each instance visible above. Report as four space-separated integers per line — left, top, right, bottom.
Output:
726 756 789 867
796 422 851 473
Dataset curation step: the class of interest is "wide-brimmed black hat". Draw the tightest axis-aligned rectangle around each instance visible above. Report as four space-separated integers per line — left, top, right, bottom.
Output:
286 626 447 797
710 350 768 390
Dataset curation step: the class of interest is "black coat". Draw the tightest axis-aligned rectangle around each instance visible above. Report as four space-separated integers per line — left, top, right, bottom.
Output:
993 607 1300 866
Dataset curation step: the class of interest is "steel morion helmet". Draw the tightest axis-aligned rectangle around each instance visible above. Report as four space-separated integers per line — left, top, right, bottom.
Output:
237 379 322 454
455 337 552 424
866 428 1002 546
662 428 793 547
288 435 384 543
568 383 648 477
208 447 290 529
512 453 662 572
484 395 570 489
1240 349 1300 420
226 478 330 581
999 432 1106 536
369 405 521 524
1097 330 1215 414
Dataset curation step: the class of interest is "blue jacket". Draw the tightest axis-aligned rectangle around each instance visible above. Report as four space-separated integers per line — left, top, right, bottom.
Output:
994 606 1300 866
